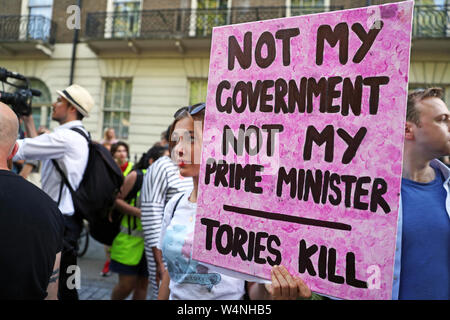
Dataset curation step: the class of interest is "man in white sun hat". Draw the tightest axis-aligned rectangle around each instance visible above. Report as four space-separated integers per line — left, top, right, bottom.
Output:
14 84 95 300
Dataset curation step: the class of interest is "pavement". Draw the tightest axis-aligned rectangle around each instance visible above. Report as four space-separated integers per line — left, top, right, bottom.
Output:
77 235 153 300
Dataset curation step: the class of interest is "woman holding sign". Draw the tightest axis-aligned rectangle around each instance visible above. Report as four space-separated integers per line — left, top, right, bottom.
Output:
156 102 312 300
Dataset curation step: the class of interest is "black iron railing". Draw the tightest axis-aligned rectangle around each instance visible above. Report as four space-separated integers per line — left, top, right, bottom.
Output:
413 5 449 38
0 15 57 44
85 5 449 41
85 6 343 40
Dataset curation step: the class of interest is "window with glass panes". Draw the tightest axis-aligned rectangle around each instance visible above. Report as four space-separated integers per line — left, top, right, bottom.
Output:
194 0 228 37
112 0 141 38
413 0 449 38
29 78 52 130
189 79 208 105
102 79 132 139
28 0 53 40
289 0 329 16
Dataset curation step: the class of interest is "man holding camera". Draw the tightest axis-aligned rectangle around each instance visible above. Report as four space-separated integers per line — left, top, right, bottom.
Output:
13 84 94 300
0 102 64 299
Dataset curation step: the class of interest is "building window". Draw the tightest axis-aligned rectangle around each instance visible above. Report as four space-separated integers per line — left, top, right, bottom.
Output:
112 0 141 38
415 0 447 5
413 0 449 38
191 0 229 37
288 0 330 16
103 79 132 140
291 0 327 6
189 79 208 106
29 78 52 130
28 0 53 41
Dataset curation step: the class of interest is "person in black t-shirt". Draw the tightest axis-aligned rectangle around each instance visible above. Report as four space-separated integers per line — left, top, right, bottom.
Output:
0 102 64 300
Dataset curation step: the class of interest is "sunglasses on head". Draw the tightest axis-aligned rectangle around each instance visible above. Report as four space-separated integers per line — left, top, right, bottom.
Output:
174 102 206 118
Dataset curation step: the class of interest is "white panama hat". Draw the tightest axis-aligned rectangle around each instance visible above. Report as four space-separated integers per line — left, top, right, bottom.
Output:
56 84 94 117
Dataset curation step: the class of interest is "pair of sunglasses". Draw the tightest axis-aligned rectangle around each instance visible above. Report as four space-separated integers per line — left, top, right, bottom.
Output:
174 102 206 118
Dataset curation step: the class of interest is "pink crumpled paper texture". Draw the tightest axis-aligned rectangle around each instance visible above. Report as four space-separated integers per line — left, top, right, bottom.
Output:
192 1 413 300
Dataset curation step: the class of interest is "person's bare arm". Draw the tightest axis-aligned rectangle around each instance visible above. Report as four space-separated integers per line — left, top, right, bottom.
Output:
115 198 141 218
117 171 137 200
157 269 170 300
21 115 38 138
19 163 34 179
152 247 165 285
45 252 61 300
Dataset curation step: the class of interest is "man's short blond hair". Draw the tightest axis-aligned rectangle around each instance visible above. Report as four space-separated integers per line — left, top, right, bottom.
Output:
406 87 444 124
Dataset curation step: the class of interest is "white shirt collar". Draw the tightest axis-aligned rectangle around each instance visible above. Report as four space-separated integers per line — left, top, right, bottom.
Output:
430 158 450 182
54 120 84 131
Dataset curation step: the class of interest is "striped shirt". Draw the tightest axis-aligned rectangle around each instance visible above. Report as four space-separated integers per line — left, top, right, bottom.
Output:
140 156 193 248
140 156 193 299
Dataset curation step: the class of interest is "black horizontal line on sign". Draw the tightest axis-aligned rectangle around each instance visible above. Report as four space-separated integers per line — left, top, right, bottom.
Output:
223 205 352 231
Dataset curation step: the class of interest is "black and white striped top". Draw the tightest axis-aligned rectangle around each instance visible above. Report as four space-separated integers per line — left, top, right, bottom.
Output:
140 156 193 248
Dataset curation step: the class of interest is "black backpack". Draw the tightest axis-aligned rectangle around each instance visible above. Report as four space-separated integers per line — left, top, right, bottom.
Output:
52 127 124 245
125 168 144 203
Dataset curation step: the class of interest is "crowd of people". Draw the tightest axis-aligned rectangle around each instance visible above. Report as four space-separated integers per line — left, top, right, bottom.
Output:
0 83 448 300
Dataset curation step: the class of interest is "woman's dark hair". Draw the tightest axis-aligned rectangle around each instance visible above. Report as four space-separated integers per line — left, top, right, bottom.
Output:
110 141 129 158
164 124 171 143
134 145 167 170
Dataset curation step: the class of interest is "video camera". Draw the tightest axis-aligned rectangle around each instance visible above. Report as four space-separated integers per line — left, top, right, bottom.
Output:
0 67 42 116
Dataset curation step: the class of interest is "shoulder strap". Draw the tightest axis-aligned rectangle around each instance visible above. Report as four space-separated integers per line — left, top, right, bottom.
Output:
70 127 91 142
52 126 89 198
135 169 144 191
170 193 185 221
125 169 144 202
52 159 75 205
52 160 73 192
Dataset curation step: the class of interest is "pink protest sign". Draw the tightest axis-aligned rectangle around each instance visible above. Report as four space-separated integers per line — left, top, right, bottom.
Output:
192 1 413 300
